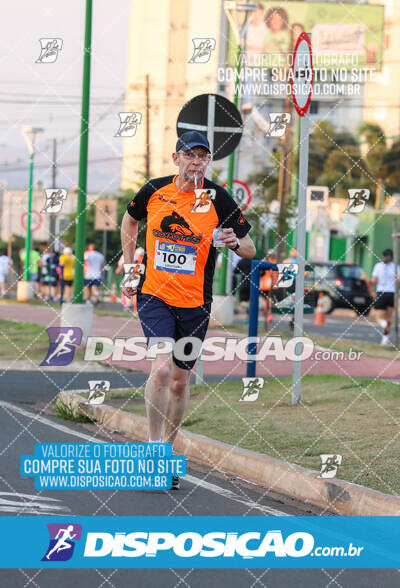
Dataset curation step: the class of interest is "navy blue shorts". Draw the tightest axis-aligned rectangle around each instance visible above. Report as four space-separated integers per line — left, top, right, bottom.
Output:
137 293 211 370
84 278 101 287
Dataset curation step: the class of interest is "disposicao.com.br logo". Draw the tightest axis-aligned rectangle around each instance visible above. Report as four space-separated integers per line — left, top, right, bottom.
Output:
82 529 364 561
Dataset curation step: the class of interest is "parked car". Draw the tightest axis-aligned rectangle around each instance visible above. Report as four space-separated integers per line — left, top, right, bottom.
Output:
304 262 373 316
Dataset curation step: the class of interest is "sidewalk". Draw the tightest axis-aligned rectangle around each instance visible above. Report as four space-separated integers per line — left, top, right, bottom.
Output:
1 301 400 379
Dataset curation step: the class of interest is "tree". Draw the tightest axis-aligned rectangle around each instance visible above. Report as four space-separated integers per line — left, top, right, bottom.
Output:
381 140 400 194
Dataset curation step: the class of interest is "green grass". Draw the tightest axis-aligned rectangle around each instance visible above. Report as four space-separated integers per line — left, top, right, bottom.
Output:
0 318 86 362
122 375 400 495
109 388 144 399
54 398 95 423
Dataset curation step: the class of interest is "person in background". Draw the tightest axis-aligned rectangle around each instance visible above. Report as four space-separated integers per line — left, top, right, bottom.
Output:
40 244 59 302
259 249 278 327
20 246 41 297
235 256 252 321
39 243 52 301
58 247 75 303
84 243 104 305
371 248 400 345
284 247 298 295
264 7 290 54
0 249 13 296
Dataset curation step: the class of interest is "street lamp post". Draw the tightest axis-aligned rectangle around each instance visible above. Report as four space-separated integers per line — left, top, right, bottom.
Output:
60 0 94 343
18 126 43 300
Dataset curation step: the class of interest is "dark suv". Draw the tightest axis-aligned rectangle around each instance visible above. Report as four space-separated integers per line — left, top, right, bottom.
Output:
304 262 373 316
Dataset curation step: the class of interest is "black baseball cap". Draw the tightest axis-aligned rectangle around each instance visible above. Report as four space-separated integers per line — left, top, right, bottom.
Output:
176 131 210 153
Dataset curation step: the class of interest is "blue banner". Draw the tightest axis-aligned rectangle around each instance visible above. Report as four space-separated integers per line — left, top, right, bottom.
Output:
0 516 398 568
20 443 185 490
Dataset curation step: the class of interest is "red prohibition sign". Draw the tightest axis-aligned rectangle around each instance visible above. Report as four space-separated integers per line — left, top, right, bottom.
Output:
291 32 313 117
21 210 43 232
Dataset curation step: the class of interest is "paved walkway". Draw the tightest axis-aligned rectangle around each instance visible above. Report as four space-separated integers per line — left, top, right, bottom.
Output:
1 301 400 380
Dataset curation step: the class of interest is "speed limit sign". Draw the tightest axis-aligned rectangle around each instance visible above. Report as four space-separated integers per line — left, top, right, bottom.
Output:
222 180 251 211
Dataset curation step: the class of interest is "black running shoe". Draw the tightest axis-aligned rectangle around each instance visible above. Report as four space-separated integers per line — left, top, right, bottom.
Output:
171 476 180 490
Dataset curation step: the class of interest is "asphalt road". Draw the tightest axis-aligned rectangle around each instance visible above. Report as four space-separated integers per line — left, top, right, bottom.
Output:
273 314 388 344
0 370 239 406
0 400 397 587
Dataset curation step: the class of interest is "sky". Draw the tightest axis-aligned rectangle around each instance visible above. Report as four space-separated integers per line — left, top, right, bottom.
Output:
0 0 131 192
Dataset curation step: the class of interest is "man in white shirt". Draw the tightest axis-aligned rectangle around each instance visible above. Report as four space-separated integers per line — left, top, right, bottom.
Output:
0 249 13 296
371 249 400 345
84 243 104 304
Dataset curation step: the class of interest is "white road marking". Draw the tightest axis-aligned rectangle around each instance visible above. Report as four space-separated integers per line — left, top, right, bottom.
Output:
0 401 289 517
0 492 70 515
184 475 289 516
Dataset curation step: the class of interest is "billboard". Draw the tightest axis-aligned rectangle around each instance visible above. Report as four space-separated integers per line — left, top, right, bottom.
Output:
228 1 384 70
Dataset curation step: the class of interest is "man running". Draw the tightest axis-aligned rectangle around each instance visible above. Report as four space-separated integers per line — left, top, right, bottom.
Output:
120 131 256 489
371 248 400 345
84 243 104 304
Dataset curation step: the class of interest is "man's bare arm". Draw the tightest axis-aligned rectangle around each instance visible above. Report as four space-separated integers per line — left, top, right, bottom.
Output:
235 233 257 259
218 229 256 259
121 211 139 264
120 212 140 298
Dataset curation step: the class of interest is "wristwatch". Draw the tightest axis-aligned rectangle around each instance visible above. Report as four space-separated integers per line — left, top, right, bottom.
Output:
230 238 241 252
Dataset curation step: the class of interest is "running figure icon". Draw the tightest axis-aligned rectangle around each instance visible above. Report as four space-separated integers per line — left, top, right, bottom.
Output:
45 328 79 365
45 525 76 560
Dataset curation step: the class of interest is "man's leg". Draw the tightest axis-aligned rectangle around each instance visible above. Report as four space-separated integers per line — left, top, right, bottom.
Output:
85 284 92 302
385 306 394 335
163 362 191 445
376 308 386 328
145 353 172 442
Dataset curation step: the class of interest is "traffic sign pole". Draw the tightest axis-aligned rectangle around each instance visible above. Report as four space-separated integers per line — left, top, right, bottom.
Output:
73 0 92 304
23 153 34 282
218 44 242 296
290 32 313 405
292 113 310 405
176 93 243 302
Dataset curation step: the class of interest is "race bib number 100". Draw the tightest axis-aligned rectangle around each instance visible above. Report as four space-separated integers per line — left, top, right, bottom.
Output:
154 241 197 275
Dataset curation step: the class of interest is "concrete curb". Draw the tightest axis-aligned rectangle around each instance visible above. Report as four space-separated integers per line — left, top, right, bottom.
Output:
59 390 400 516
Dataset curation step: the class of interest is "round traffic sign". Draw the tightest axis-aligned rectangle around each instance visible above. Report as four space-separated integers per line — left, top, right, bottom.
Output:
177 94 243 160
291 32 313 117
21 210 42 232
222 180 251 211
